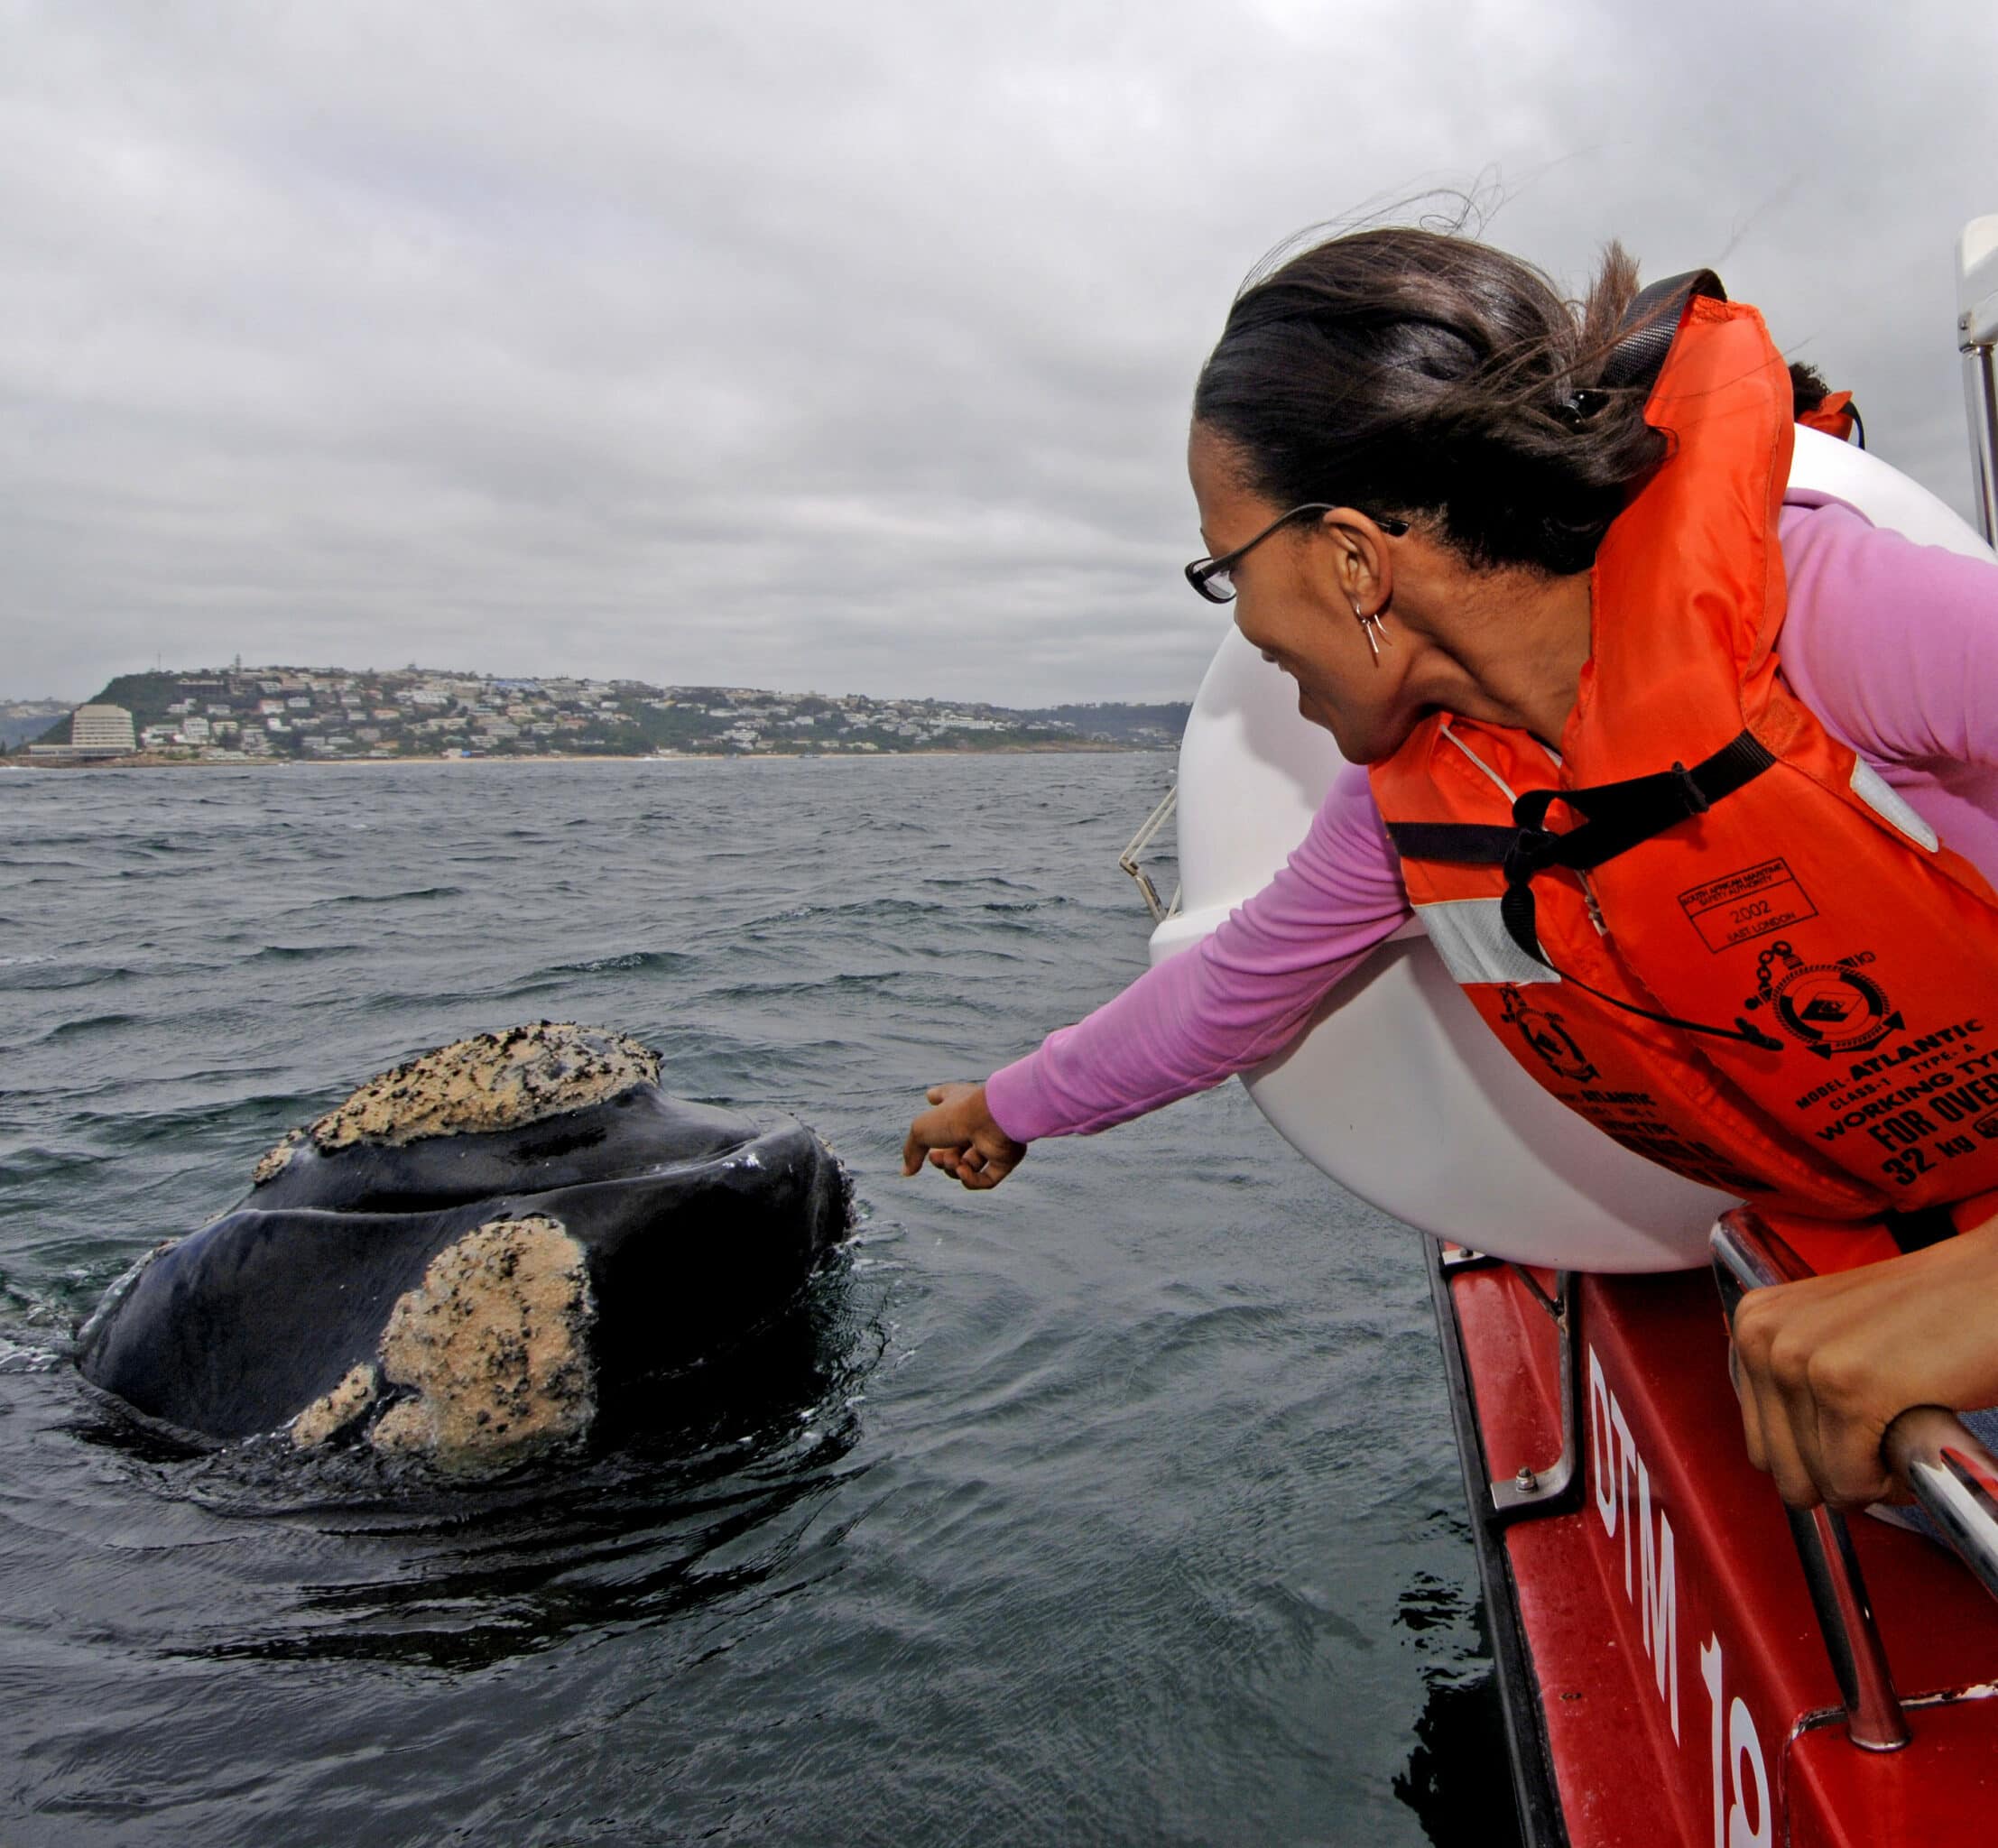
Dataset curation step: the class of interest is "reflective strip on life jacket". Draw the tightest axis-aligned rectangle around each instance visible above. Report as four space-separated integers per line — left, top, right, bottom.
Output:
1420 898 1559 986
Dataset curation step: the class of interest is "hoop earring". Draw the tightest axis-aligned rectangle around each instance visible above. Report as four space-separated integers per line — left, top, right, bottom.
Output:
1354 604 1390 662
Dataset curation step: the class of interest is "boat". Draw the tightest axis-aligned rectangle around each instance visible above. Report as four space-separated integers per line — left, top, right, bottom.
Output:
1128 218 1998 1843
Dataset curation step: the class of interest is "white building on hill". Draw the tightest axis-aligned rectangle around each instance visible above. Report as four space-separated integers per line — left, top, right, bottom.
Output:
30 703 137 759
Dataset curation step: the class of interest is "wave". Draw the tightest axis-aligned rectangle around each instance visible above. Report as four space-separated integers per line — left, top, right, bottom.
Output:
0 1334 67 1374
706 972 900 1003
0 962 138 993
918 875 1040 892
477 948 701 1005
0 834 123 852
534 949 696 978
745 897 948 929
122 836 203 857
245 943 365 964
33 1012 142 1044
0 1139 107 1174
300 886 467 910
68 1091 310 1147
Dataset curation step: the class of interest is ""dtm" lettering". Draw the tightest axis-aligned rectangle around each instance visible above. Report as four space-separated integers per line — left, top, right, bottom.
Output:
1588 1346 1679 1740
1590 1347 1771 1844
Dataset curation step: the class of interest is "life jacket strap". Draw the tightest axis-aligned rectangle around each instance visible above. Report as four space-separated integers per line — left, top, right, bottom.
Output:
1384 728 1775 874
1509 728 1778 878
1598 269 1726 392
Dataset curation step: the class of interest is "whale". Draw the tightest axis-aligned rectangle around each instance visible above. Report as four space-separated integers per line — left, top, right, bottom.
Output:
75 1022 850 1471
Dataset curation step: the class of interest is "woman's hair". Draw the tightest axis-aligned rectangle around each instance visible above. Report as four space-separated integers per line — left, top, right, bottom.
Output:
1192 227 1674 576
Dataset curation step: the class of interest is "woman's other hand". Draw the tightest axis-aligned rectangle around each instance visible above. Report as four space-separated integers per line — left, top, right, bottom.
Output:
1729 1211 1998 1510
902 1082 1027 1190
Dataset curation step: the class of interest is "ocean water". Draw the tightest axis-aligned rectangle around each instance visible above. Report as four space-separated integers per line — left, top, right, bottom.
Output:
0 755 1513 1847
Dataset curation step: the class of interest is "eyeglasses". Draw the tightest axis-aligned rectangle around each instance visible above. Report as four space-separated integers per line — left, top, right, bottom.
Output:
1184 502 1410 605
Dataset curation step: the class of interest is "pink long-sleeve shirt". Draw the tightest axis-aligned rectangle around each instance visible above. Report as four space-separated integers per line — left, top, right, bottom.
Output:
986 494 1998 1143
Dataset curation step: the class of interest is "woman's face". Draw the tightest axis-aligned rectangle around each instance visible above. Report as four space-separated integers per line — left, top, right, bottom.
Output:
1188 424 1411 763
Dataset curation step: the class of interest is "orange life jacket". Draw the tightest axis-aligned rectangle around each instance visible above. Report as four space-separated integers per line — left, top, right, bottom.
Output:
1369 293 1998 1220
1797 389 1860 444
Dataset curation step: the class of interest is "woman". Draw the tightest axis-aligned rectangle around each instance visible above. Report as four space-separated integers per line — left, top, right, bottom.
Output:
902 227 1998 1517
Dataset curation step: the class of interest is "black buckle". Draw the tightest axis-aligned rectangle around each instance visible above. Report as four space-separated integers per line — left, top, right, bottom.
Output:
1670 761 1710 816
1503 827 1563 888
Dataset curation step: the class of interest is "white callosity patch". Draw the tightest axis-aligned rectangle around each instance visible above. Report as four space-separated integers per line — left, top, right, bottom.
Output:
302 1021 660 1154
252 1129 305 1187
370 1215 597 1471
291 1362 380 1449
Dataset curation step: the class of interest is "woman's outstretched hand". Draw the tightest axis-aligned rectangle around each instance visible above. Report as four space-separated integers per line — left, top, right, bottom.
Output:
902 1081 1027 1190
1728 1210 1998 1510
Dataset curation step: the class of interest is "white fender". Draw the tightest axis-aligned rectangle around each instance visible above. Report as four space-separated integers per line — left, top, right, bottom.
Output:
1153 427 1997 1270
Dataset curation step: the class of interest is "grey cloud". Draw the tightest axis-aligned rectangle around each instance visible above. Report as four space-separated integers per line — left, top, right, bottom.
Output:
3 0 1993 702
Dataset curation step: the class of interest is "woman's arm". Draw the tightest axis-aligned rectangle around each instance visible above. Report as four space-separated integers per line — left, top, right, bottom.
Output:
1778 494 1998 772
986 762 1409 1141
903 764 1408 1186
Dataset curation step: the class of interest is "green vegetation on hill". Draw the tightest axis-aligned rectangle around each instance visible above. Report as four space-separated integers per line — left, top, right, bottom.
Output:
31 672 194 745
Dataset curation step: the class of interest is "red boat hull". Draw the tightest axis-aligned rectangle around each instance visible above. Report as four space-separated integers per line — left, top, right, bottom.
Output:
1431 1246 1998 1845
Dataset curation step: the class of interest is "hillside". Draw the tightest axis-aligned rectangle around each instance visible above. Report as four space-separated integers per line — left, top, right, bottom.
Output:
17 666 1191 762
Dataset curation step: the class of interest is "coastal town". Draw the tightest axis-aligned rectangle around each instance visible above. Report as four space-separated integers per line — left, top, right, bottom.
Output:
9 666 1188 764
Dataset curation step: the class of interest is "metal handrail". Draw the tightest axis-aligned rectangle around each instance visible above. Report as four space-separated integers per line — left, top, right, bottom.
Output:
1715 1209 1998 1605
1962 345 1998 550
1883 1406 1998 1604
1714 1208 1998 1751
1711 1210 1909 1751
1117 783 1180 924
1958 216 1998 547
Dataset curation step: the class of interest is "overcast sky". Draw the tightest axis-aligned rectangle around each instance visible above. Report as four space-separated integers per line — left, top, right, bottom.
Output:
5 1 1994 705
